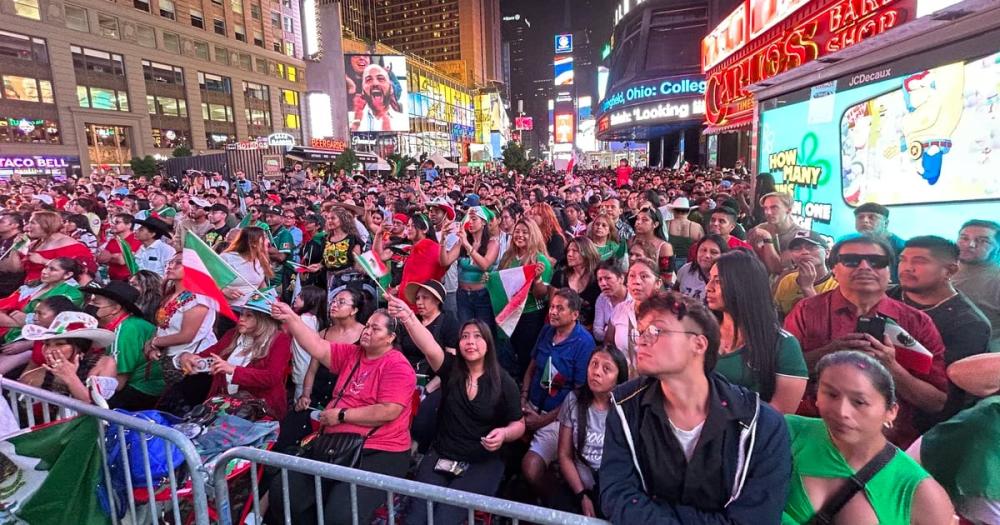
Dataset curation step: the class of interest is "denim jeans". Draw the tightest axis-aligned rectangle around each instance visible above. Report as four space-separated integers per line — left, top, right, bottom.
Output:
456 287 496 336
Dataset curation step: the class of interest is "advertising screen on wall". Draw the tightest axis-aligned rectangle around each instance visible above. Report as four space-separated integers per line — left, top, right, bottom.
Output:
757 36 1000 240
554 56 574 86
555 113 574 143
344 54 410 132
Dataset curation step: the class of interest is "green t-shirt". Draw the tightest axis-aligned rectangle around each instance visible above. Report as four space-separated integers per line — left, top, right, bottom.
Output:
109 316 163 396
714 330 807 394
524 252 553 314
596 241 622 262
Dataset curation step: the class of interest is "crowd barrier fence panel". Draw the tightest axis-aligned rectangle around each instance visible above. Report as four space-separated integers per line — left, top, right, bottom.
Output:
211 446 613 525
0 377 211 525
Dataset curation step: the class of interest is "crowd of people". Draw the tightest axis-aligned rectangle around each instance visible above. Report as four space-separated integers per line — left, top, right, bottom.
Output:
0 159 997 524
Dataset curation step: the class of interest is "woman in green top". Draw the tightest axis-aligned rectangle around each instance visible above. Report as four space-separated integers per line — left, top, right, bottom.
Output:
440 206 500 334
497 218 552 378
705 250 806 413
0 257 84 343
783 351 953 524
586 215 621 262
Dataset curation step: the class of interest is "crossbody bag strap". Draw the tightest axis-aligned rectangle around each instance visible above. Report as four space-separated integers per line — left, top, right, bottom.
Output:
808 442 897 525
318 350 362 434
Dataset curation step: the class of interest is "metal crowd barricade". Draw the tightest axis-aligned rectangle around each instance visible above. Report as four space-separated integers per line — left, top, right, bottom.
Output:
0 377 211 525
212 446 612 525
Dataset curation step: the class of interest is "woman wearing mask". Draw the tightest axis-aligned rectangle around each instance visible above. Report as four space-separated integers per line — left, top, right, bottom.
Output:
21 211 96 283
386 295 524 525
440 206 500 332
605 257 662 376
628 207 674 285
557 346 628 517
705 250 807 414
0 257 84 343
592 261 628 344
528 203 567 263
550 237 602 329
497 219 553 377
177 290 292 419
220 227 272 309
586 215 622 262
269 301 416 525
782 351 953 524
146 253 218 389
674 234 729 301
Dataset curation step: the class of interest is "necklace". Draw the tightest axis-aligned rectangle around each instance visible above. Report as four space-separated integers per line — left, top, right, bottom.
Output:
903 291 957 312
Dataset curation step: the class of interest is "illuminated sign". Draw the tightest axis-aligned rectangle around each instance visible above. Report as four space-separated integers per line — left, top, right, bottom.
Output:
554 113 574 143
601 43 612 60
606 99 706 128
0 156 69 169
554 56 574 86
555 34 573 54
600 76 706 113
267 132 296 147
310 138 347 151
704 0 917 127
702 3 747 72
515 116 534 130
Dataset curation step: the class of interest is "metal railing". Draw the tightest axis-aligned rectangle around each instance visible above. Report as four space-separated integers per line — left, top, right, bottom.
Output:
212 446 612 525
0 377 211 525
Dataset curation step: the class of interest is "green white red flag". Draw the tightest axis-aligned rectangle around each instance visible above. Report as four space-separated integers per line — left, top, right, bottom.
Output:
116 236 138 276
183 231 238 321
486 264 539 337
357 249 389 281
886 319 934 374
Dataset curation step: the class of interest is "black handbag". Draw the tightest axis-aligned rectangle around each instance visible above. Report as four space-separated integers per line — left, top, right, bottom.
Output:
300 351 380 469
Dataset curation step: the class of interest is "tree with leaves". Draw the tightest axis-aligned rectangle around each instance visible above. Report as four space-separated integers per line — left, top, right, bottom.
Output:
502 140 533 175
129 155 157 177
172 146 192 157
331 148 360 175
387 153 418 180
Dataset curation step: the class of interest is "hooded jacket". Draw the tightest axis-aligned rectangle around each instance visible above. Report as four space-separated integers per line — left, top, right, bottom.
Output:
599 373 791 524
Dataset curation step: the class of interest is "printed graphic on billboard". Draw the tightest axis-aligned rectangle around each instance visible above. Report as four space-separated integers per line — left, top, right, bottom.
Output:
345 54 410 132
515 116 534 130
555 113 574 144
554 57 574 86
555 34 573 54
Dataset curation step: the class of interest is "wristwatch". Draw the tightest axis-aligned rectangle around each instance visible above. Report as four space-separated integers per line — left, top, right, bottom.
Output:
338 408 347 423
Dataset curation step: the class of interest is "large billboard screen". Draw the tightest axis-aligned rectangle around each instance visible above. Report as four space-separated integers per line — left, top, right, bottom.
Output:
554 56 574 86
345 54 410 132
757 40 1000 240
554 113 574 143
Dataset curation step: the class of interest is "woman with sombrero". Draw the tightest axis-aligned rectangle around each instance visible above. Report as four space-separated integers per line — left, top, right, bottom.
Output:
176 289 292 420
397 280 458 369
17 311 118 404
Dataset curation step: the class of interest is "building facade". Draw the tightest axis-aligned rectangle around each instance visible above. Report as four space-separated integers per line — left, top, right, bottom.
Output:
0 0 307 174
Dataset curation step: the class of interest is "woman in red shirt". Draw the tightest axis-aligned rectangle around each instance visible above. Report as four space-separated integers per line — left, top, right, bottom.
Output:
22 211 96 283
385 213 445 306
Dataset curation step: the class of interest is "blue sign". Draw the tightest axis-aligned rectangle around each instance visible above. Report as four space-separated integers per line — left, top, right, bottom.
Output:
599 76 707 114
555 34 573 54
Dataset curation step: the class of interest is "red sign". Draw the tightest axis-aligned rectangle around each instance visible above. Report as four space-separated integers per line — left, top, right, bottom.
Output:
515 116 534 130
704 0 916 127
702 3 747 72
310 138 347 151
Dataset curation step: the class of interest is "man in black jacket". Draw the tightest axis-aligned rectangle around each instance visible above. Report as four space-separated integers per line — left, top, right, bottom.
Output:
600 291 792 523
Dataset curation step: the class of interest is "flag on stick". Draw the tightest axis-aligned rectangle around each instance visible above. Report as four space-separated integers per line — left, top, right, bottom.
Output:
183 231 239 320
886 319 935 374
116 236 138 276
486 264 539 337
357 250 390 295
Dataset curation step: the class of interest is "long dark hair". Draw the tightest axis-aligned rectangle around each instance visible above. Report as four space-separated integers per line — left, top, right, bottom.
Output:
713 250 781 400
447 319 502 406
295 285 328 328
574 346 628 464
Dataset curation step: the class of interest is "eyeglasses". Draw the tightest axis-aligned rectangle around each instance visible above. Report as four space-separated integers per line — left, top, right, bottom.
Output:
836 253 892 269
631 325 702 344
330 299 354 307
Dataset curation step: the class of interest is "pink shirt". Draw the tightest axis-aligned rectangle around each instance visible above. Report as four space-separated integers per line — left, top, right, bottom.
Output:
325 342 416 452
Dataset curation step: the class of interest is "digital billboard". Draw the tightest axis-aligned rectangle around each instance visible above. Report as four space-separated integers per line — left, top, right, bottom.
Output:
344 54 410 132
555 34 573 54
554 57 574 86
756 39 1000 240
554 113 574 144
515 116 534 130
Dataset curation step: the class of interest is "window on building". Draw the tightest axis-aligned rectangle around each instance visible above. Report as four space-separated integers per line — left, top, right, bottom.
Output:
13 0 40 20
77 85 130 111
238 53 252 71
271 41 280 53
250 3 260 19
282 15 293 32
198 72 231 93
64 4 89 32
143 60 184 84
136 25 157 48
270 11 280 28
215 46 230 65
190 9 204 29
213 18 225 35
0 117 60 144
285 64 297 82
193 40 209 60
284 113 299 129
280 89 298 106
281 0 290 8
1 76 54 103
147 95 187 117
230 0 242 14
243 81 268 101
252 30 264 47
255 57 267 74
159 0 175 19
246 108 271 127
71 46 125 76
0 31 49 64
134 0 150 13
201 102 233 122
234 24 246 42
162 32 180 53
283 41 294 57
205 132 235 149
97 13 120 39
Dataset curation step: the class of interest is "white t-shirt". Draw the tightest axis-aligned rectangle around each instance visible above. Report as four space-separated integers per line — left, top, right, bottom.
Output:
160 293 218 362
135 239 176 275
220 252 266 307
609 297 637 370
593 293 629 343
675 263 708 301
225 336 254 394
291 313 319 396
668 417 705 462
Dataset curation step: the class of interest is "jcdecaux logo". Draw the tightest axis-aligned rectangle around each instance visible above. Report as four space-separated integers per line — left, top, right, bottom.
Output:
600 77 706 113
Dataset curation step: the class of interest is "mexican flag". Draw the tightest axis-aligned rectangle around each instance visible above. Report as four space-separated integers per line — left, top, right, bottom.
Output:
486 264 539 337
886 319 934 374
116 236 138 276
357 250 392 293
0 416 110 525
540 356 566 397
183 231 239 321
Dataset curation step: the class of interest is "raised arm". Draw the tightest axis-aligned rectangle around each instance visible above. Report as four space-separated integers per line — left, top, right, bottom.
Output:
385 294 445 372
270 301 332 368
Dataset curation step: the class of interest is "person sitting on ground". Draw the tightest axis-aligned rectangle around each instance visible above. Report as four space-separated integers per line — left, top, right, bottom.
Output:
783 351 953 524
592 260 628 344
18 312 118 404
600 291 792 523
386 294 524 525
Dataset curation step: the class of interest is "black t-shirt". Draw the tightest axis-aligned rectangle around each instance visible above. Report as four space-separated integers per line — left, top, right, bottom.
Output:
433 353 522 463
551 268 601 328
398 312 460 369
547 234 566 265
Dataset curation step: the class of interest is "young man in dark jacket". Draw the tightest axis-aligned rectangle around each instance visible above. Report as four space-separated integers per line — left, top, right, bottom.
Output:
600 291 791 523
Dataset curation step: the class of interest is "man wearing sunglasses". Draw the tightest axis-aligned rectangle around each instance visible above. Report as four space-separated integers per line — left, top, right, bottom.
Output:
784 235 947 448
600 291 790 523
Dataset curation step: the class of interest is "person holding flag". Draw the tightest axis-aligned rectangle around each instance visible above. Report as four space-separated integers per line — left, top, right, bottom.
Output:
439 206 500 332
97 213 141 281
